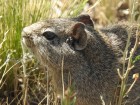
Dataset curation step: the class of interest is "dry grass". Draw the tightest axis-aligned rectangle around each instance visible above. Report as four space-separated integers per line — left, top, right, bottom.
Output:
0 0 140 105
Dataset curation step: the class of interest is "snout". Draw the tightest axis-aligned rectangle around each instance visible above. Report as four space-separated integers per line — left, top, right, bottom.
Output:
21 28 35 48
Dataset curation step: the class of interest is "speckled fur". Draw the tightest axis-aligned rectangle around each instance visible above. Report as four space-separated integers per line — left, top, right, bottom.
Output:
22 15 140 105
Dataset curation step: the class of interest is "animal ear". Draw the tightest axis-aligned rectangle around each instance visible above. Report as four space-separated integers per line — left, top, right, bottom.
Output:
66 22 87 50
76 14 94 27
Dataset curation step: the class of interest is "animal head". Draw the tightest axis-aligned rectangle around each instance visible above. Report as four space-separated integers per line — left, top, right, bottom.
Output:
22 14 94 68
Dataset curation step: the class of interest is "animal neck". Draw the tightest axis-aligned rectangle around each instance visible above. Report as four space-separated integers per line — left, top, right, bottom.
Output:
81 30 117 70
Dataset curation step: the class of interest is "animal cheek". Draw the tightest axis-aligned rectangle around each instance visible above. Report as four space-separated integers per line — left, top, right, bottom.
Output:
50 38 60 46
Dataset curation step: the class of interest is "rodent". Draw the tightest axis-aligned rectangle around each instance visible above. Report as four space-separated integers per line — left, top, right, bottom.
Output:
22 14 140 105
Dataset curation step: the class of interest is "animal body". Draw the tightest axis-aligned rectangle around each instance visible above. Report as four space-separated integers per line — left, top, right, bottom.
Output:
22 14 140 105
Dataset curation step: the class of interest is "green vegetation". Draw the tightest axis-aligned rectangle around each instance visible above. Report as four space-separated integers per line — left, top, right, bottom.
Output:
0 0 139 105
0 0 87 104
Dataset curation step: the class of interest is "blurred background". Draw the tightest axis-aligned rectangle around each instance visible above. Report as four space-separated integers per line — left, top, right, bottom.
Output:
0 0 140 104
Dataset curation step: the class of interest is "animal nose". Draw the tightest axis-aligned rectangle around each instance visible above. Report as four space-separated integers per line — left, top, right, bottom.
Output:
21 30 27 38
21 28 33 43
22 27 32 37
21 29 34 48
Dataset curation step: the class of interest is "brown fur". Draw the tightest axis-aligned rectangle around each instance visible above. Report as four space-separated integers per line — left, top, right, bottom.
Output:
22 15 140 105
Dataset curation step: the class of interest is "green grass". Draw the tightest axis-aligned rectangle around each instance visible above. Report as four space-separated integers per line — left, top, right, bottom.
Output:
0 0 88 104
0 0 140 104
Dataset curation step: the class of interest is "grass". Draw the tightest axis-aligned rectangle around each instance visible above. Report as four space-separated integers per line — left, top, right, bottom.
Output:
0 0 87 104
0 0 140 105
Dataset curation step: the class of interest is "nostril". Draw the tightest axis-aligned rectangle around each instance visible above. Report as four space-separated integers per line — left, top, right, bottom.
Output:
22 35 30 39
22 29 33 39
22 35 34 41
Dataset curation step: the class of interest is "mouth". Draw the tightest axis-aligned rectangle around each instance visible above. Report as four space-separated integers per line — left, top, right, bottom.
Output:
22 33 34 48
22 36 28 44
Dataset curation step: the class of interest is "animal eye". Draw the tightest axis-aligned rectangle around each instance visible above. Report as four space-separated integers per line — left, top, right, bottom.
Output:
42 31 56 40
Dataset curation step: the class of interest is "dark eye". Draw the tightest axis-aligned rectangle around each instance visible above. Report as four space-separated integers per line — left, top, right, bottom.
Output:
43 31 56 40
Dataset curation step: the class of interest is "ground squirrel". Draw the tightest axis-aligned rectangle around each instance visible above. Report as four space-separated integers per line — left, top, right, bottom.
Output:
22 14 140 105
